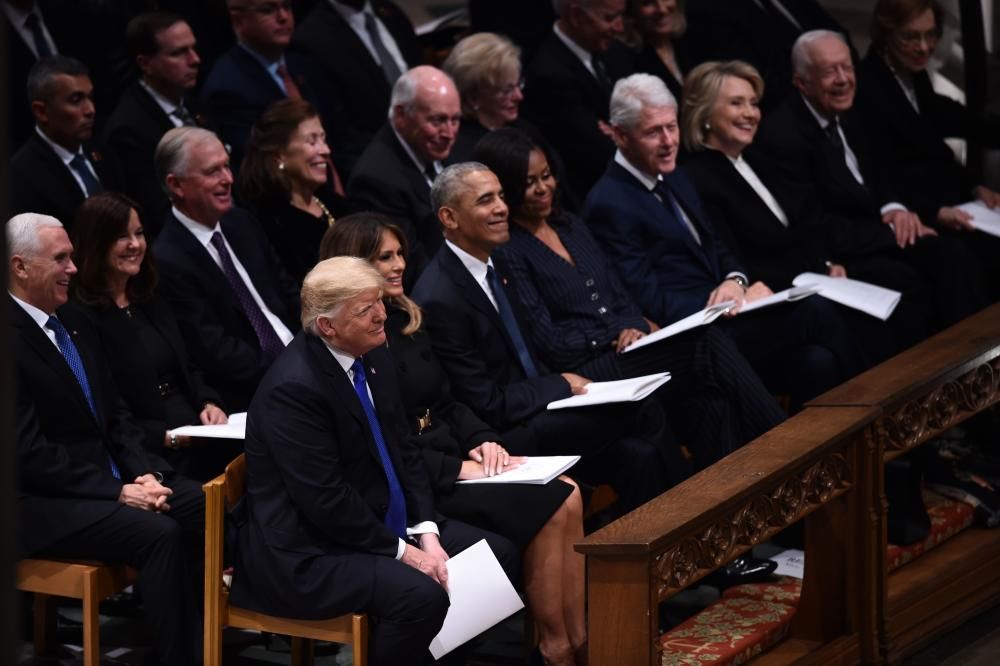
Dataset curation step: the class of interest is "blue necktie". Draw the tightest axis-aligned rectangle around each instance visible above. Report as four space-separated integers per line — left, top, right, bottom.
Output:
69 154 103 197
46 316 121 479
351 359 407 538
654 180 701 245
486 265 539 378
24 13 52 59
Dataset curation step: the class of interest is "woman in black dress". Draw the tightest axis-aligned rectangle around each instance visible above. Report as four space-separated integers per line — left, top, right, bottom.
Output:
72 192 239 481
320 213 587 666
625 0 691 101
237 98 349 284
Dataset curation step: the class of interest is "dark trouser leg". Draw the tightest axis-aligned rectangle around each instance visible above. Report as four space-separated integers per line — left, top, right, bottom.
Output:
900 234 989 330
39 480 204 666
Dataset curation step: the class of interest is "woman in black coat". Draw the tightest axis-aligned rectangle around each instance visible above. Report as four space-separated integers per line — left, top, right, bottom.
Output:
71 192 240 481
320 213 587 666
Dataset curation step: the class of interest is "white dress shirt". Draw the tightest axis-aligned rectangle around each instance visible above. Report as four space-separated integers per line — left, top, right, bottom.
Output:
445 240 498 311
10 293 58 348
324 341 439 559
2 2 57 58
35 127 99 197
392 126 441 187
729 154 790 227
172 207 295 346
329 0 408 77
552 22 598 79
139 80 186 128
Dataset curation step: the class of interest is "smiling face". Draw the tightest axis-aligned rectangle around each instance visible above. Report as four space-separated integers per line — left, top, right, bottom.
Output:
613 104 679 177
11 226 78 314
166 136 234 225
326 287 387 356
472 70 523 129
106 208 146 282
706 75 761 157
139 21 200 98
568 0 626 53
631 0 680 40
393 74 461 163
440 169 510 261
33 73 96 151
517 149 556 223
372 230 406 298
279 116 330 191
888 8 939 75
794 35 856 119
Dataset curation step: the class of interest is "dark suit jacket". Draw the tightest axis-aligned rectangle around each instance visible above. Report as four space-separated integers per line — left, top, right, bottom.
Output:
12 298 168 556
293 0 422 166
856 52 972 223
229 334 435 618
582 161 745 325
78 296 222 456
152 207 301 412
522 32 635 196
632 41 694 102
100 82 204 235
8 132 117 228
347 124 439 282
411 245 571 430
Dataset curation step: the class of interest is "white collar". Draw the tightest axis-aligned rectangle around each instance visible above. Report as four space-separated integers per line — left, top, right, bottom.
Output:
552 21 595 67
10 291 52 328
172 205 221 246
800 94 835 129
3 1 39 28
445 239 493 283
391 125 441 180
35 126 83 165
139 79 181 117
324 339 358 374
614 149 661 191
329 0 373 25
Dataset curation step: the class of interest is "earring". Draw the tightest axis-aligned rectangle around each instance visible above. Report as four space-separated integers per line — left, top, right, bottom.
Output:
278 162 285 171
703 122 711 132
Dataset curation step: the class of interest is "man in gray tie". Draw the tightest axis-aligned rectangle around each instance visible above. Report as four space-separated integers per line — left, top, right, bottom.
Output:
9 55 112 231
9 212 205 666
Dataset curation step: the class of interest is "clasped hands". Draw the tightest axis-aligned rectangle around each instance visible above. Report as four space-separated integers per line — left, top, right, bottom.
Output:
118 473 172 512
460 441 527 479
402 533 450 589
707 278 772 316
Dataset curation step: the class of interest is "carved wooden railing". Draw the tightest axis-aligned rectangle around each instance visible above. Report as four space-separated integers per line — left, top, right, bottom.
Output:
577 302 1000 666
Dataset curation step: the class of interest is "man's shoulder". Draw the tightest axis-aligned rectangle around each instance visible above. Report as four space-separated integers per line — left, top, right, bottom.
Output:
349 127 411 185
11 133 53 167
411 248 460 304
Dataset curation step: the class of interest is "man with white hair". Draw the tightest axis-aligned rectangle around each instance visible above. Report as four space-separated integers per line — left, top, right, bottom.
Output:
229 256 519 666
9 212 204 666
348 65 462 283
523 0 635 196
584 73 866 410
754 29 988 330
153 126 301 411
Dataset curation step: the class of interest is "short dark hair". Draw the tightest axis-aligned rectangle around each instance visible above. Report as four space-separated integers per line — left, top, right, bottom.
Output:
26 55 89 104
126 11 186 59
72 192 157 308
473 128 545 219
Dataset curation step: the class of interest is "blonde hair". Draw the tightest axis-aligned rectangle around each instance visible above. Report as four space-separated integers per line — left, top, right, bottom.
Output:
300 257 383 333
441 33 522 118
681 60 764 152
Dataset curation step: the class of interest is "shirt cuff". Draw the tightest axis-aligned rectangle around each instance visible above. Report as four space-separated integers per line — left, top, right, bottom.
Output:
725 271 748 285
880 202 907 215
395 521 440 560
395 538 407 560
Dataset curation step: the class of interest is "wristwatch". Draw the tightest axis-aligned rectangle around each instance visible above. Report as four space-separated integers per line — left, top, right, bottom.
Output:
729 275 748 289
167 433 179 449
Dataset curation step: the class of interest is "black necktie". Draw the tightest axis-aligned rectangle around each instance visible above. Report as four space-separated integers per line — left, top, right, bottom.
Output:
69 154 103 197
485 265 539 378
364 11 403 86
172 104 197 126
591 54 611 92
424 163 438 185
24 13 52 59
825 118 845 156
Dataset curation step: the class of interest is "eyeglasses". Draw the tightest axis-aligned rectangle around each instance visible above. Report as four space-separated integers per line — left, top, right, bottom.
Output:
896 29 940 48
492 78 525 100
233 0 292 16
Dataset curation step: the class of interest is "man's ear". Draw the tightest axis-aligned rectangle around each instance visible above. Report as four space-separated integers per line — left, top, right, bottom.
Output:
164 173 183 201
610 123 627 149
438 205 458 231
30 100 48 124
792 73 807 96
315 314 336 339
10 255 29 281
136 54 152 79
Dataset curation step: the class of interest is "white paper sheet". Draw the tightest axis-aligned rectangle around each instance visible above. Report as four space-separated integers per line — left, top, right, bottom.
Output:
168 412 247 439
429 539 525 660
957 200 1000 238
770 549 805 579
738 285 821 314
623 301 735 353
546 372 671 410
456 455 580 485
792 273 901 320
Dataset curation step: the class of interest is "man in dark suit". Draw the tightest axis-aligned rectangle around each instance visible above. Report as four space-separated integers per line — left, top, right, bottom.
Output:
413 163 682 511
153 126 300 412
101 12 202 235
522 0 636 196
9 56 115 228
584 73 865 409
293 0 422 169
4 0 61 147
202 0 347 175
754 30 988 330
229 256 519 666
9 212 204 666
348 65 461 285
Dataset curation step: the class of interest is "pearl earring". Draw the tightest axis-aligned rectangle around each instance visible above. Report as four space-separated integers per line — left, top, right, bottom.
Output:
278 162 285 171
703 122 711 132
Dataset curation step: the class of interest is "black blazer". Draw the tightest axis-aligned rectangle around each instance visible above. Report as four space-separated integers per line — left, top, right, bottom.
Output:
856 51 972 223
8 133 117 228
411 245 570 430
293 0 422 165
152 208 301 412
100 82 205 235
229 334 435 618
632 40 694 102
522 32 635 196
12 298 168 556
78 296 222 456
347 124 440 283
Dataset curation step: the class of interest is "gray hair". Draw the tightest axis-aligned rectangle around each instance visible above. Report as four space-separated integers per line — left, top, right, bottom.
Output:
791 30 849 76
26 55 89 105
610 73 677 130
430 162 491 211
155 126 221 192
7 213 64 261
552 0 597 17
301 256 384 333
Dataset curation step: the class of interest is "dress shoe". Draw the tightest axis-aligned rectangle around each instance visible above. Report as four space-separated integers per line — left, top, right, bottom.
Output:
703 555 777 590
